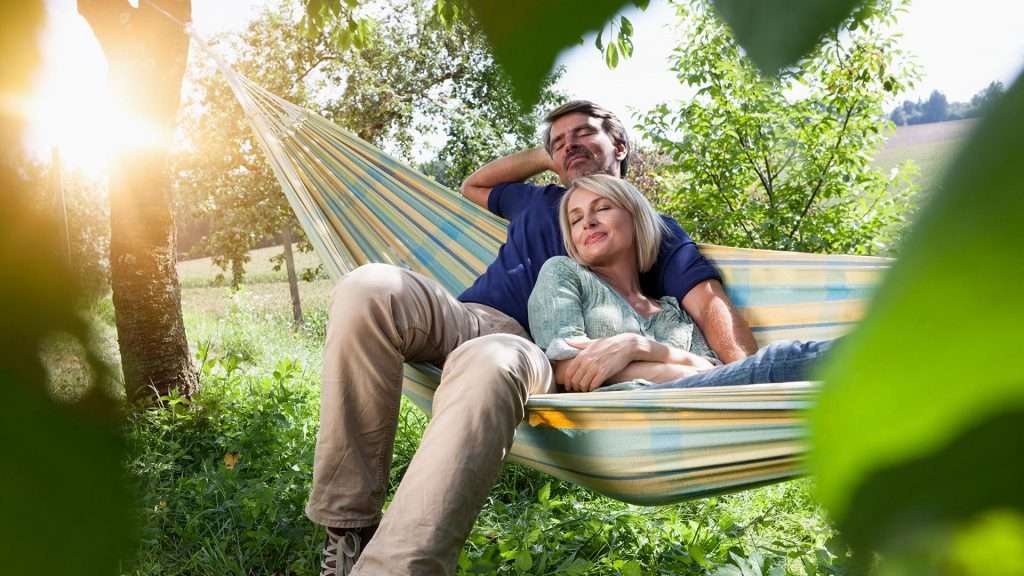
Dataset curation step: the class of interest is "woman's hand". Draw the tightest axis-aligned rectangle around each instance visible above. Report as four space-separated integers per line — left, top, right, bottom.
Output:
561 334 640 392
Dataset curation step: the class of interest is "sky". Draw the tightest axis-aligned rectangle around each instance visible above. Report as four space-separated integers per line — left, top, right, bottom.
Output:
24 0 1024 173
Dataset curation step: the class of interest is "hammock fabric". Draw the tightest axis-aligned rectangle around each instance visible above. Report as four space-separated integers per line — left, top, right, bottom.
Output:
204 40 889 504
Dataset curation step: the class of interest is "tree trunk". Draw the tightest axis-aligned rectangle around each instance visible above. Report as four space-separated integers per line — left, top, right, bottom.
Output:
281 227 304 328
79 0 198 399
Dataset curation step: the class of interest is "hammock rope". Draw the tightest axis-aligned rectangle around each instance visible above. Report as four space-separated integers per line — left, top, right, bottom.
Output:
178 18 890 504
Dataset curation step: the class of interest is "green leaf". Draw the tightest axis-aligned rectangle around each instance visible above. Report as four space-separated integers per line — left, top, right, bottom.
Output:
605 41 620 69
514 549 533 571
595 29 604 51
465 0 635 106
810 74 1024 556
621 560 643 576
620 15 633 36
709 0 863 75
618 35 634 59
537 481 551 505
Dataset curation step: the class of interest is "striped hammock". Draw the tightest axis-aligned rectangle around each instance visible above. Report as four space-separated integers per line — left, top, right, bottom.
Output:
205 40 889 504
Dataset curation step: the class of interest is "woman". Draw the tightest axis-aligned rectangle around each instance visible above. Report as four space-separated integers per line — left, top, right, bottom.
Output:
527 174 830 392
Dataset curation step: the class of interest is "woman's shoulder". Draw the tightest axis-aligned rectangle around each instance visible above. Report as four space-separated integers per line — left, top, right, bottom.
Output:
538 255 586 278
540 254 578 270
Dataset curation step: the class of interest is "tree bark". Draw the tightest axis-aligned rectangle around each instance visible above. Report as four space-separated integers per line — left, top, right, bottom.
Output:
281 227 304 328
79 0 198 399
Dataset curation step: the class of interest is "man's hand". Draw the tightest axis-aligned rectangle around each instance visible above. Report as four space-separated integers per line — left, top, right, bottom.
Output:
559 334 639 392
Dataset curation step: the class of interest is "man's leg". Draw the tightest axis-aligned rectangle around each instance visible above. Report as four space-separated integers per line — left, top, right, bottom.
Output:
354 333 554 576
648 340 833 389
306 263 497 529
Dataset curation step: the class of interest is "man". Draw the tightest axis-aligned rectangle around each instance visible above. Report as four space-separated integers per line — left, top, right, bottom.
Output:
309 100 756 576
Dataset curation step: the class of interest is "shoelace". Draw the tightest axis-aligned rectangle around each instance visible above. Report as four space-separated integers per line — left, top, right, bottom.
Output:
322 530 363 575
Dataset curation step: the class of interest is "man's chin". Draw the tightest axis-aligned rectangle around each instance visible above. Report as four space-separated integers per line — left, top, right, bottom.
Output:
568 165 616 180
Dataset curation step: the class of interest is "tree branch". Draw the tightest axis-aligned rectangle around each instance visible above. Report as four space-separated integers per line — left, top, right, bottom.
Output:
706 168 757 245
737 134 773 208
788 99 859 241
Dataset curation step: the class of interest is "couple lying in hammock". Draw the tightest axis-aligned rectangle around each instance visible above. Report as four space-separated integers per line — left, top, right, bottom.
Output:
528 173 830 393
312 99 830 576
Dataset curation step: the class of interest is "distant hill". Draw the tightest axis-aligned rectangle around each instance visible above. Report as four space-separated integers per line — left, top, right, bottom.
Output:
874 119 976 186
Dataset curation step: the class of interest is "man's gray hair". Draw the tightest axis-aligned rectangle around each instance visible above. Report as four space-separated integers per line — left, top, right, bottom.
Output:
542 100 631 177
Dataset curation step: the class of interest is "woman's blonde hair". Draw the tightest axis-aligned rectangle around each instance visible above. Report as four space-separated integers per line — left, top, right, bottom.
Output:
559 174 668 272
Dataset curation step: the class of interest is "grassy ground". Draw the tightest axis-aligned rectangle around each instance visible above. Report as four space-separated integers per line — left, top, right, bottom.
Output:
85 259 843 575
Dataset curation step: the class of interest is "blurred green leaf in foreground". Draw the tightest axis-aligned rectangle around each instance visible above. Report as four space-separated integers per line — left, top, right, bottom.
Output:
811 70 1024 569
0 1 137 573
464 0 639 106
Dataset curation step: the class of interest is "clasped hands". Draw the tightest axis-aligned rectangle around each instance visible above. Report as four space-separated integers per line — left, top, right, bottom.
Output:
557 333 714 393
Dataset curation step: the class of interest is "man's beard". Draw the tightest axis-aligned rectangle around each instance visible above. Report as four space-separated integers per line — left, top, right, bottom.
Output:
566 152 615 179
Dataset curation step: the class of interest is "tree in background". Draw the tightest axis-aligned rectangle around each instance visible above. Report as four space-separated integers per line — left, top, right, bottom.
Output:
891 82 1006 125
80 0 198 399
640 0 919 255
175 1 329 325
315 0 562 188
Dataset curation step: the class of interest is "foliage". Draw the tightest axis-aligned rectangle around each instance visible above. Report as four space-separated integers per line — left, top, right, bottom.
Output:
708 0 864 77
639 0 918 255
316 0 563 185
890 82 1005 126
1 1 136 573
127 352 322 575
460 0 644 106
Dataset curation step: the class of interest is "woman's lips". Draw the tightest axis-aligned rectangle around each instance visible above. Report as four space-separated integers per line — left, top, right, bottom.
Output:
584 232 606 246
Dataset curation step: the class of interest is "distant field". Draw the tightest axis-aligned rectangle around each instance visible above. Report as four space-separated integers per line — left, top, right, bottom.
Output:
177 244 325 287
874 119 976 187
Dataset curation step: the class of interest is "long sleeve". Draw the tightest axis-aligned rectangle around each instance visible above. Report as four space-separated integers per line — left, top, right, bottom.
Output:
528 257 589 358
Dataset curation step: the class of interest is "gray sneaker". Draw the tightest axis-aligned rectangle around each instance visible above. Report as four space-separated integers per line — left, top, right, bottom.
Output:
321 525 378 576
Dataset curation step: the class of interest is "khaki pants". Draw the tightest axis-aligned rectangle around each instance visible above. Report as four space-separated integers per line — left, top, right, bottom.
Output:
306 263 554 575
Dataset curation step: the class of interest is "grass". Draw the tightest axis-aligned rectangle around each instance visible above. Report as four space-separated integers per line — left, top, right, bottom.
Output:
41 250 848 574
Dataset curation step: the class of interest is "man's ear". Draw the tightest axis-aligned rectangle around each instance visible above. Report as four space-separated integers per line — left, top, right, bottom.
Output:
614 141 628 160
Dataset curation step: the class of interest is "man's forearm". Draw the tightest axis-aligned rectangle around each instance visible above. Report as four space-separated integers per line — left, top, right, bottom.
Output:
460 147 554 208
682 279 758 364
698 296 757 363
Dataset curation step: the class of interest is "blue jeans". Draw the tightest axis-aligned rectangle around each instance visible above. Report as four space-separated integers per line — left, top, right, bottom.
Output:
646 340 833 390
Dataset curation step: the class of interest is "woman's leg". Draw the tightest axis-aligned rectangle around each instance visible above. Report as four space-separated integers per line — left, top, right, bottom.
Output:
647 340 833 389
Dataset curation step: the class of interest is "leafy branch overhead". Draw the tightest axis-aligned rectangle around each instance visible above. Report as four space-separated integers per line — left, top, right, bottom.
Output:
308 0 649 106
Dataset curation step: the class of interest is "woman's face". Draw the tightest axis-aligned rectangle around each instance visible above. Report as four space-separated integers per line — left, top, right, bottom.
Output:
566 186 636 268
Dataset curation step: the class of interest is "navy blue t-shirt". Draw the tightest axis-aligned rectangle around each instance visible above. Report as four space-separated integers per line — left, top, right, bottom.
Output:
458 182 721 334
